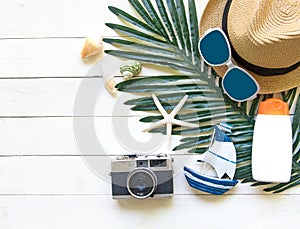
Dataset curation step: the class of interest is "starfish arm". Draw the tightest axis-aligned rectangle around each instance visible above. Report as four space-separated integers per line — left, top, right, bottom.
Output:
152 94 168 117
170 95 188 117
143 119 166 132
171 119 198 128
166 122 172 150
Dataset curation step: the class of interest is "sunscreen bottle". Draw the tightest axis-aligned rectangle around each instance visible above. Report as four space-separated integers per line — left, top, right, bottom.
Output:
252 98 292 182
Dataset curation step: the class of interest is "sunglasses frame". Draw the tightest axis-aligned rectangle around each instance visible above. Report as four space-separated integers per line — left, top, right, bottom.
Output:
199 27 260 102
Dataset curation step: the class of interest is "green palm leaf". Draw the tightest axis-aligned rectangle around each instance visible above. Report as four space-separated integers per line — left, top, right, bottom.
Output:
188 0 200 66
175 0 191 52
129 0 166 37
156 0 178 45
108 6 161 36
166 0 184 49
134 0 170 38
105 0 300 193
105 23 166 45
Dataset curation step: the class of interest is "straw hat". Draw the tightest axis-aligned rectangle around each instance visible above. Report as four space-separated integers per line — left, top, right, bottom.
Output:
199 0 300 94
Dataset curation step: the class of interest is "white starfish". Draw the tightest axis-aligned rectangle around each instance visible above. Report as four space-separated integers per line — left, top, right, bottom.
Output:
144 94 198 149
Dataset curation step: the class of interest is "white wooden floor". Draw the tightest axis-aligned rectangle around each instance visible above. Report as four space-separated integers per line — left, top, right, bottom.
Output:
0 0 299 228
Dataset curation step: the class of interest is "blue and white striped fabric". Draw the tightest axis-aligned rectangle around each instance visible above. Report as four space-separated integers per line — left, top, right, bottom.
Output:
184 166 239 195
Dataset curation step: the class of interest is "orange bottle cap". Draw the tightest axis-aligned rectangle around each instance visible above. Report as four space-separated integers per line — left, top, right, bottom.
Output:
258 98 289 115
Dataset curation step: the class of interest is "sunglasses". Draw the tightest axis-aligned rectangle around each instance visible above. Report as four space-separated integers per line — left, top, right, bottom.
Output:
199 28 260 102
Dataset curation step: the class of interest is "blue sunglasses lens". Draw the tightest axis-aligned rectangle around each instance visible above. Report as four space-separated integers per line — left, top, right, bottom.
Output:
199 30 230 65
223 68 258 101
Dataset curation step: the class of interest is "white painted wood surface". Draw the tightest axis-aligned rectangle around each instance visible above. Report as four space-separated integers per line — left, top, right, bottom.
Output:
0 38 101 78
0 0 299 228
0 195 299 229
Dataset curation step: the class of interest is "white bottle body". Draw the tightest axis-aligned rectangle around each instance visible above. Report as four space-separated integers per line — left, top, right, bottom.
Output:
252 114 293 183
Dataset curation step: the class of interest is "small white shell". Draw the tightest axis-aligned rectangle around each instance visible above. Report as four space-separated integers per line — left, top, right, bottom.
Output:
81 37 103 59
105 77 117 96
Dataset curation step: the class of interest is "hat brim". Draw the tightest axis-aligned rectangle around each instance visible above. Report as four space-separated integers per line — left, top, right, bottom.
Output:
199 0 300 94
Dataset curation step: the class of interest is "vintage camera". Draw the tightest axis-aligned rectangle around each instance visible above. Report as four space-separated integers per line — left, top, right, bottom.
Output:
110 154 173 199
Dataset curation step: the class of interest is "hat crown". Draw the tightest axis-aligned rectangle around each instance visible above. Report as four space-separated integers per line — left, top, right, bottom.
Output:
248 0 300 46
278 0 298 14
228 0 300 69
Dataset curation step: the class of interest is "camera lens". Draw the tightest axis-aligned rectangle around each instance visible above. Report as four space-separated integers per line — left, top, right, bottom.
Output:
127 168 157 199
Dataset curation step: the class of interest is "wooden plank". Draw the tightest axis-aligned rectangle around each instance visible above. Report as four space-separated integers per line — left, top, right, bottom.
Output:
0 117 176 156
0 0 131 38
0 156 299 195
0 38 105 78
0 78 138 116
0 195 299 228
0 0 208 38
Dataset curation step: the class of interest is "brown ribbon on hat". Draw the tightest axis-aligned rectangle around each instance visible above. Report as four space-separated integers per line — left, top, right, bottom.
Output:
222 0 300 76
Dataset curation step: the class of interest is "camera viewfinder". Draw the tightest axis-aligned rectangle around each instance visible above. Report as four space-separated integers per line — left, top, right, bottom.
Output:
137 160 148 167
150 159 167 167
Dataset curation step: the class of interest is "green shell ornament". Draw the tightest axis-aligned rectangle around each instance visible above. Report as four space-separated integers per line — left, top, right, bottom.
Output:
120 60 142 80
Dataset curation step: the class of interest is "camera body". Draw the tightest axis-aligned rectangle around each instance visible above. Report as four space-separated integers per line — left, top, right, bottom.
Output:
110 154 173 199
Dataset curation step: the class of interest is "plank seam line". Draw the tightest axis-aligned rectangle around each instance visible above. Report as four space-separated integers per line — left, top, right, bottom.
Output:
0 194 297 196
0 115 143 118
0 36 131 40
0 154 195 157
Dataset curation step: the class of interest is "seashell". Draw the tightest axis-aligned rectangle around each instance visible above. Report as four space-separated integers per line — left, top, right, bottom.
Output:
105 77 117 96
81 37 103 59
120 60 142 80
